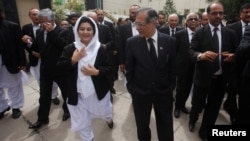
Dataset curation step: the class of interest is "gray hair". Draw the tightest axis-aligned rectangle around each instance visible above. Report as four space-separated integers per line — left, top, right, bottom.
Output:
186 12 199 20
136 7 157 23
37 8 55 21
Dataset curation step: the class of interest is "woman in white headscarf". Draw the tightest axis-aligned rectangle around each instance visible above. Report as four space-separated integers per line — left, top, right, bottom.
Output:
57 16 113 141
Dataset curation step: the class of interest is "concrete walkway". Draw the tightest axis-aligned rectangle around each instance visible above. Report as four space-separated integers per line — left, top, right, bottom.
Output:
0 72 230 141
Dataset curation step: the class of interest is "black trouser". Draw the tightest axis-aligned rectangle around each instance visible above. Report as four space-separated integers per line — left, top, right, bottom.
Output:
37 74 69 122
132 89 174 141
190 75 226 138
175 64 194 108
238 77 250 125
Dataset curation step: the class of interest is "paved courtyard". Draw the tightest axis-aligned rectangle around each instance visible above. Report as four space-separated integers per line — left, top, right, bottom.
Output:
0 72 230 141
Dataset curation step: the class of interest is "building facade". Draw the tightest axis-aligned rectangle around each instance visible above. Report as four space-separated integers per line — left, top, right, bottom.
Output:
0 0 209 26
104 0 209 16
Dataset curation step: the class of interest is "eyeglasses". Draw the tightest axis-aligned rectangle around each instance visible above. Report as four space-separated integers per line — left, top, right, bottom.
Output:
210 12 224 16
188 18 198 21
134 21 148 27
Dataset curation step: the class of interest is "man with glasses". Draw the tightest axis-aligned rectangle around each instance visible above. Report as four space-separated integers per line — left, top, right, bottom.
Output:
188 2 237 141
126 7 176 141
174 12 200 119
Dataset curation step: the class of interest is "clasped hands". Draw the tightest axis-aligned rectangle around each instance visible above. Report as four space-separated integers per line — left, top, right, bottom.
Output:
199 51 234 62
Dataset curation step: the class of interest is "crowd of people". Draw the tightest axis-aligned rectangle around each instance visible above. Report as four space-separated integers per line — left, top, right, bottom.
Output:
1 1 250 141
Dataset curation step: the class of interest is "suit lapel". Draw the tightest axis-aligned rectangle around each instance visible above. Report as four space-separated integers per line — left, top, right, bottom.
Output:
221 27 228 52
183 30 189 44
127 22 133 37
157 33 166 59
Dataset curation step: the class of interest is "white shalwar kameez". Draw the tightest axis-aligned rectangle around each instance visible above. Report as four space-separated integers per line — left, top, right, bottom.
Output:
68 91 112 141
0 55 24 112
67 16 113 141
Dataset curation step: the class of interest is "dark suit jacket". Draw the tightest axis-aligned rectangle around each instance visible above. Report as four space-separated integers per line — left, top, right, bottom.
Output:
57 44 114 105
175 29 194 76
227 21 242 44
98 24 113 50
117 22 133 65
189 25 238 88
31 26 72 77
0 20 26 73
235 26 250 77
158 26 184 36
126 32 176 98
227 21 247 75
21 23 39 66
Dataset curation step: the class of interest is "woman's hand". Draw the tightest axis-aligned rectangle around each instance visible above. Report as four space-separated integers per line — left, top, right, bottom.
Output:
81 64 99 76
71 48 86 65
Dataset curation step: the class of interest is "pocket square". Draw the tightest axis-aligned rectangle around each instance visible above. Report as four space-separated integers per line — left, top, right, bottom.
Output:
160 47 163 50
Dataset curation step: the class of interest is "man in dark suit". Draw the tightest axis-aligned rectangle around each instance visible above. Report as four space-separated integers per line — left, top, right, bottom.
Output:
0 8 26 119
174 12 200 118
96 9 117 94
87 12 115 101
21 8 60 106
235 25 250 125
126 7 176 141
200 12 209 27
188 2 238 140
116 4 140 73
225 3 250 124
156 12 167 30
28 8 72 129
158 13 183 36
67 13 80 43
21 8 40 68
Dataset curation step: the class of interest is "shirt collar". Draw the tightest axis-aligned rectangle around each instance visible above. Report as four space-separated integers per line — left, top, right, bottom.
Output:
209 23 221 32
241 20 248 26
146 30 158 42
187 27 194 35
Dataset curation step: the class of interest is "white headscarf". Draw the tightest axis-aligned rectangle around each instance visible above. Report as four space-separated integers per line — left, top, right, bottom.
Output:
73 16 101 98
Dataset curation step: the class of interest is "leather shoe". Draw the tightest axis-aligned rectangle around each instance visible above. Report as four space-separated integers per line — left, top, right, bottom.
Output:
223 104 237 124
181 107 189 114
174 107 181 118
12 109 21 119
110 88 116 94
62 112 70 121
189 120 195 132
0 106 11 119
52 97 60 105
106 119 114 129
199 133 208 141
29 120 49 129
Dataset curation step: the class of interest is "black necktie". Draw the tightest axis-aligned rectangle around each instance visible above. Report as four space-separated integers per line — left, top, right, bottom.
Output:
171 29 175 36
212 27 219 71
190 32 194 43
147 38 157 64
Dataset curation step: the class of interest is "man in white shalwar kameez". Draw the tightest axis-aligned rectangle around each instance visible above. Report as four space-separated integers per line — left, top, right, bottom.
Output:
0 8 26 119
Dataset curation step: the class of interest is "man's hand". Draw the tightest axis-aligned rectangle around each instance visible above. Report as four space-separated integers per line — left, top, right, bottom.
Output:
31 51 40 58
21 35 32 44
199 51 218 62
221 51 234 62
